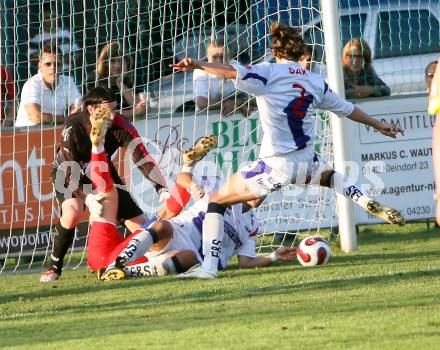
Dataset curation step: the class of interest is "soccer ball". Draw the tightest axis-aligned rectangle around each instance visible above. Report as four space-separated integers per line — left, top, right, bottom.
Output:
296 236 332 267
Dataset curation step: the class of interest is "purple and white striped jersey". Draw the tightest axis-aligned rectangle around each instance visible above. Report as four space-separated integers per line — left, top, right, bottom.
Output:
231 60 354 158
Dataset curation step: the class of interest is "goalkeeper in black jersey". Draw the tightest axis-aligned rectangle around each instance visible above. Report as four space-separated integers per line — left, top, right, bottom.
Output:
40 87 169 282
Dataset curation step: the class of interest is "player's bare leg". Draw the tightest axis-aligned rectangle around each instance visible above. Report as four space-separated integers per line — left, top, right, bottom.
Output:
314 169 405 226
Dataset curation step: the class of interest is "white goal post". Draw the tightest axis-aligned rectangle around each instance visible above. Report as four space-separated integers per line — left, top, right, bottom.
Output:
321 0 357 252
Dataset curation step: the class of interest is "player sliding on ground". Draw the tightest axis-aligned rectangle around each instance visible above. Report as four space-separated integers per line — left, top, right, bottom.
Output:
87 111 295 280
107 173 296 280
171 22 406 279
86 107 213 279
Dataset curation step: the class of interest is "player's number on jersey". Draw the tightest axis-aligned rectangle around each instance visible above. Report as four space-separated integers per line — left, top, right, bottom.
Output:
284 83 312 119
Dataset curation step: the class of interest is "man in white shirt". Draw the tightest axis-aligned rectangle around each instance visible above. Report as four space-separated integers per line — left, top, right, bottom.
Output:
16 42 81 127
193 42 253 117
171 22 405 279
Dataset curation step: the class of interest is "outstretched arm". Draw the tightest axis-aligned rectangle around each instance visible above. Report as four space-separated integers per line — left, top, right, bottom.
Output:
170 58 237 79
346 106 404 139
112 114 168 192
238 246 296 268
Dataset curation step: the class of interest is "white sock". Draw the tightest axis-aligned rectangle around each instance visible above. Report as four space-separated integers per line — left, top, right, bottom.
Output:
123 256 177 277
181 165 193 173
330 172 372 210
123 261 164 277
117 230 155 264
201 212 224 272
91 144 104 154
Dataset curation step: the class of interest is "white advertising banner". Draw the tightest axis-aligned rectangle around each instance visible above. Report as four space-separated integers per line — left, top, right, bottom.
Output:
352 94 434 223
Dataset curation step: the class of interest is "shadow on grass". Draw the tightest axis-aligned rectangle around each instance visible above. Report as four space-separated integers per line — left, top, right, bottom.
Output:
0 273 176 304
224 248 440 279
2 245 438 306
357 224 440 246
2 267 440 348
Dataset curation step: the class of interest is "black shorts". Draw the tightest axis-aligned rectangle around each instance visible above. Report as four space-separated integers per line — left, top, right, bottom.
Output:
54 185 144 224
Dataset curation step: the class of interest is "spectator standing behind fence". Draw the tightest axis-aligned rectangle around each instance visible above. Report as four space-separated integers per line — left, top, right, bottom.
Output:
28 2 81 72
193 41 252 117
16 43 81 127
428 59 440 225
342 38 390 99
92 41 147 120
0 66 15 127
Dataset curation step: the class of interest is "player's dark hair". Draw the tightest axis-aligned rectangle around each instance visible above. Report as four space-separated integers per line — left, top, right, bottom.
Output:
302 44 313 57
270 22 304 61
83 86 117 108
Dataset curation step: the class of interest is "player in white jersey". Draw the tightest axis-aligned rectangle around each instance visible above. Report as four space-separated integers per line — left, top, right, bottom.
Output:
121 174 296 278
88 133 295 280
171 22 405 279
87 122 295 280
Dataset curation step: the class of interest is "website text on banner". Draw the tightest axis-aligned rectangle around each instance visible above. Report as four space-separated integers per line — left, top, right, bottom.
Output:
352 94 434 223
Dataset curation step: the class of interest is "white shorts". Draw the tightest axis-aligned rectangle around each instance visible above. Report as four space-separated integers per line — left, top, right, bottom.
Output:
239 146 325 197
145 220 203 263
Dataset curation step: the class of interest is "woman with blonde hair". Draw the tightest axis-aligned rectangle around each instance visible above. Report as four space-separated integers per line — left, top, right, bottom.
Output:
94 41 147 119
342 38 390 99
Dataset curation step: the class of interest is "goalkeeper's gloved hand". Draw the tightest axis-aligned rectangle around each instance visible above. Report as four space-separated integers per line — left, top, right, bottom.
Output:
85 193 105 216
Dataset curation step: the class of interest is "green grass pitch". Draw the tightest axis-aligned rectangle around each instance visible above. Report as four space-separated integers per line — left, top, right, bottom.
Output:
1 223 440 350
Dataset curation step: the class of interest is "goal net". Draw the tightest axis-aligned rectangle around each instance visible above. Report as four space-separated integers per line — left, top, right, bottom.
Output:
2 0 435 273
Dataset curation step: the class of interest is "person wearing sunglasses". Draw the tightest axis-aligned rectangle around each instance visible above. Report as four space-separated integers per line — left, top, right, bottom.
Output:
342 38 390 99
15 42 81 127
